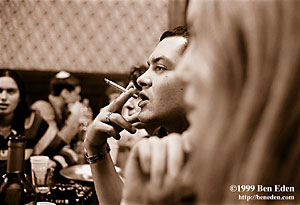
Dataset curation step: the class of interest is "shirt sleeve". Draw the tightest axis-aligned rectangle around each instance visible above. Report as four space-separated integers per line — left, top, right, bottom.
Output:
25 111 66 156
31 100 58 129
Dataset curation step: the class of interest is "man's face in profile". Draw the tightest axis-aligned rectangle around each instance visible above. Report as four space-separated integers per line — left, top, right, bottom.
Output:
136 36 187 126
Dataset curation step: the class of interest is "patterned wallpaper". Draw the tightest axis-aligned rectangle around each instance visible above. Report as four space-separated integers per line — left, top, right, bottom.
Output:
0 0 168 74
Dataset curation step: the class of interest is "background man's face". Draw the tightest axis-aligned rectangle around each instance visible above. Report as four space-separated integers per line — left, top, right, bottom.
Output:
63 85 81 104
137 36 187 125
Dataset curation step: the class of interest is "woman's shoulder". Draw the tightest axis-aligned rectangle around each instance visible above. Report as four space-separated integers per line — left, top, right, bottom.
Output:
31 100 56 122
31 100 52 111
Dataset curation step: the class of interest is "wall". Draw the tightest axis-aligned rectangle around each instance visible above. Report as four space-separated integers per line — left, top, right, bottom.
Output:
0 0 168 74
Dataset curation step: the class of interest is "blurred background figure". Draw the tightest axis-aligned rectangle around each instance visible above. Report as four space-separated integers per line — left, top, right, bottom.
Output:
121 65 148 119
104 64 149 168
73 97 93 163
31 71 93 167
117 65 149 169
104 80 127 164
0 69 70 176
105 80 126 104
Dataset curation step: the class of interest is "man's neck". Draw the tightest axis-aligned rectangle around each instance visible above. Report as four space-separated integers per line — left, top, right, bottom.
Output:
164 121 189 135
145 118 189 136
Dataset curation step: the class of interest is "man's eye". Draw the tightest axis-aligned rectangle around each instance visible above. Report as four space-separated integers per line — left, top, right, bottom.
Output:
155 66 166 72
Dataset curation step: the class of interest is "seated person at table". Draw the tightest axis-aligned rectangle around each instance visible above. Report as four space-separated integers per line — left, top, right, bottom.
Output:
31 71 88 167
0 69 70 176
120 65 148 146
84 26 189 204
104 80 126 164
116 65 149 169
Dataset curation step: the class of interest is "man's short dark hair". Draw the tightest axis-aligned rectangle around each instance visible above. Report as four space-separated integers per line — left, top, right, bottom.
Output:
50 72 80 96
160 26 189 41
159 26 189 53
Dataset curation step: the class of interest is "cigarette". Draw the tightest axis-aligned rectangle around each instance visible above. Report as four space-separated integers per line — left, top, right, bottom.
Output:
104 78 138 99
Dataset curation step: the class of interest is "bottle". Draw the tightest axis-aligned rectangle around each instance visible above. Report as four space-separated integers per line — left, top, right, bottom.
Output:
0 135 36 205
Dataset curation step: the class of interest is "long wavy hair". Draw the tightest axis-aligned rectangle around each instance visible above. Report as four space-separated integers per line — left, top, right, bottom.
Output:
0 69 31 135
177 0 300 203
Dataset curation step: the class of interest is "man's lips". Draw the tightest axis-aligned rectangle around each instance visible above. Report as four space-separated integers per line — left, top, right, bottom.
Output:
138 100 148 108
138 92 149 108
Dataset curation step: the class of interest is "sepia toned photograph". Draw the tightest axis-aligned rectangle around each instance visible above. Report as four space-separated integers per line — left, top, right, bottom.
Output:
0 0 299 204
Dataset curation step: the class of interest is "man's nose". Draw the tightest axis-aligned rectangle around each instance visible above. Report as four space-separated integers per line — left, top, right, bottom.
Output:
137 70 152 88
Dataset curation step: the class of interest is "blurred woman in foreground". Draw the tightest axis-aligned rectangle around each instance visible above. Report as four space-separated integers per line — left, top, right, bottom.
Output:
122 0 300 203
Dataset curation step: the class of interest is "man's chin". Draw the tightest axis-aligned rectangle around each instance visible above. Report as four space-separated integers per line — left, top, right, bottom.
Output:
136 114 160 132
137 112 153 124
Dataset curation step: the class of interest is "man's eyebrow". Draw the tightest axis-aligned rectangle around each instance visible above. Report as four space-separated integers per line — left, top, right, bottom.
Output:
148 56 173 66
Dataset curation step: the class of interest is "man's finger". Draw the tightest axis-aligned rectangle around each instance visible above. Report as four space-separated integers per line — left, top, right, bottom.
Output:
132 122 148 129
122 144 149 204
166 134 184 178
109 113 136 134
95 120 121 140
150 137 167 188
126 112 139 123
108 88 137 112
135 139 151 175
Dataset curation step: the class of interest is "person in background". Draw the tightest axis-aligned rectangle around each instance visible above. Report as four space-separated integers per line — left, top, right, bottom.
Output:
31 71 89 168
117 65 149 169
104 65 148 168
105 80 125 104
122 0 300 204
0 69 68 176
104 80 127 164
122 65 148 121
84 26 189 204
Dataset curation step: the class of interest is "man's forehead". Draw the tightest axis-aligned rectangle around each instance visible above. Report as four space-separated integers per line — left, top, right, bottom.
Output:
148 36 187 64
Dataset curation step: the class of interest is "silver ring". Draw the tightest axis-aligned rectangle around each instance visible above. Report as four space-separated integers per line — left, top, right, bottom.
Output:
105 112 112 123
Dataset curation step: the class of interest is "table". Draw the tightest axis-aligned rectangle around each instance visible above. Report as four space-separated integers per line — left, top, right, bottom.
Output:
37 166 98 205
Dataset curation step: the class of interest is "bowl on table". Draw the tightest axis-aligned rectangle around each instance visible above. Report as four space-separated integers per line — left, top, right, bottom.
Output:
60 164 122 182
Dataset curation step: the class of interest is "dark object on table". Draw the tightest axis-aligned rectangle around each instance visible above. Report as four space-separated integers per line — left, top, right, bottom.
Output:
0 135 36 204
39 183 94 204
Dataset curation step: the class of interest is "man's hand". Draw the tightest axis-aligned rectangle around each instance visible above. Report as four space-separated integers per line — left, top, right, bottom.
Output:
84 88 137 153
122 133 188 204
